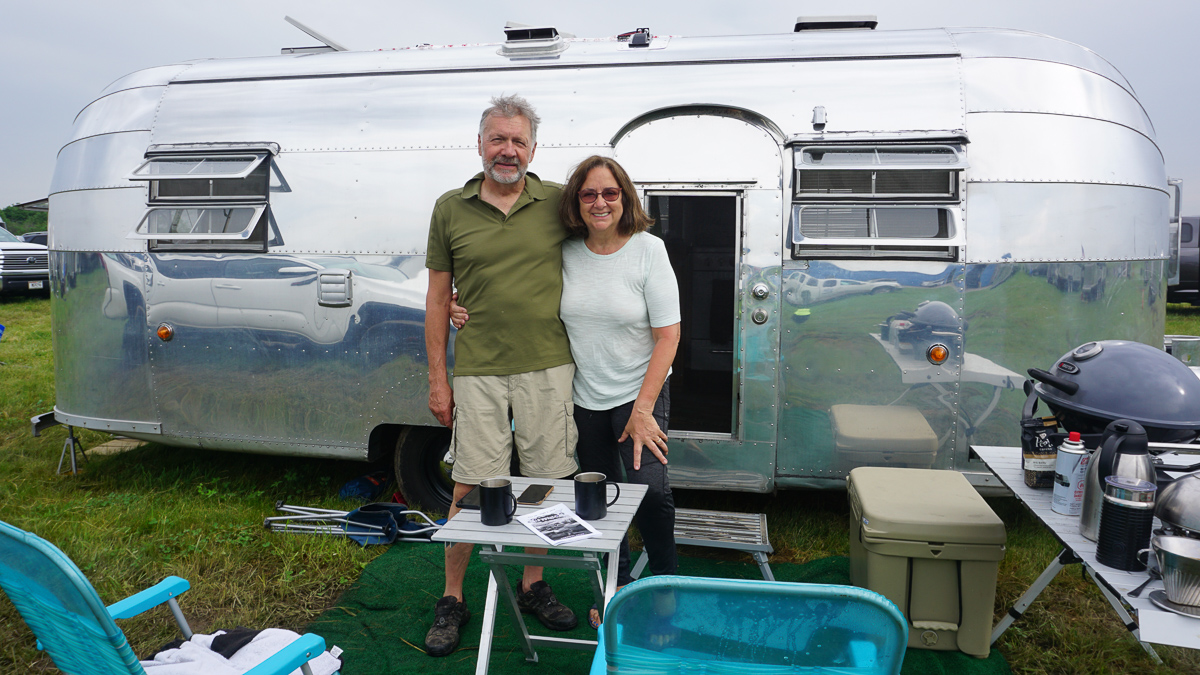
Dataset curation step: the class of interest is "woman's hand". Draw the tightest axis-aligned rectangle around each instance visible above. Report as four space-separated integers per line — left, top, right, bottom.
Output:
619 407 669 471
449 292 469 329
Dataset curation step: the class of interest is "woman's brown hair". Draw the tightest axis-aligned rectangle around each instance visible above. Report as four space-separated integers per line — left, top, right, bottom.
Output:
559 156 654 238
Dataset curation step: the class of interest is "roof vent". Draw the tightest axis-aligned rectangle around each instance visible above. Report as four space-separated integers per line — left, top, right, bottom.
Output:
504 24 559 42
499 21 572 58
618 28 652 47
794 15 878 32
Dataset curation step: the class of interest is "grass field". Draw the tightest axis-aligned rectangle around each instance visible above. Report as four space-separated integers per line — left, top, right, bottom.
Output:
2 294 1200 673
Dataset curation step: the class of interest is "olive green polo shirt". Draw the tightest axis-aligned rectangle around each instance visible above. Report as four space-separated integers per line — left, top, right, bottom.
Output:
426 172 573 377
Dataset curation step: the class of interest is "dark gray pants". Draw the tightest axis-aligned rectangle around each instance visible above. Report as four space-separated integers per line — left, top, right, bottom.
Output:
574 383 676 586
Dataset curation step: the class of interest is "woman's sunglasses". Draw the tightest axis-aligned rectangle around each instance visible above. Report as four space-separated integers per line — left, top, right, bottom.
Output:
578 188 622 204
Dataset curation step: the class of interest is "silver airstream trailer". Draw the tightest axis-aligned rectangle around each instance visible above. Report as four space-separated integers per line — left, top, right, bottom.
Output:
47 20 1170 509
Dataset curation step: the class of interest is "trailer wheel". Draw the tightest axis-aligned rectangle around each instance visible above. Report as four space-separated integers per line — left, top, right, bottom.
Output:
394 426 455 512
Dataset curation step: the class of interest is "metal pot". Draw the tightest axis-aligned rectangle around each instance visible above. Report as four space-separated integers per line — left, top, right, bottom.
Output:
1156 472 1200 538
1140 535 1200 606
1029 340 1200 444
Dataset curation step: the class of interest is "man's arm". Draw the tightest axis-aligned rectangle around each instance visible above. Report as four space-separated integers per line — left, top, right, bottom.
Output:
426 269 455 427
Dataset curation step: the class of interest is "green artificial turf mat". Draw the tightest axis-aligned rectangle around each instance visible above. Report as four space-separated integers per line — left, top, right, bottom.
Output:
311 542 1010 674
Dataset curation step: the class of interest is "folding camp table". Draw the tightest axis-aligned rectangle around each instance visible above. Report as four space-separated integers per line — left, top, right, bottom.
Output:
972 445 1200 662
433 476 646 675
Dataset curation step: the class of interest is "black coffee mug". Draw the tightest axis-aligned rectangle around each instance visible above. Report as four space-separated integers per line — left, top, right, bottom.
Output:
575 472 620 520
479 478 517 526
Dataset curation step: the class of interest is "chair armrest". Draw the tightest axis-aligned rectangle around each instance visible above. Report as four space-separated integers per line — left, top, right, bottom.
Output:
107 576 190 619
242 633 327 675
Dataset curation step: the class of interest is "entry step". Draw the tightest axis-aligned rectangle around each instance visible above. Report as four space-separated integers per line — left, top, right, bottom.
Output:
631 508 774 581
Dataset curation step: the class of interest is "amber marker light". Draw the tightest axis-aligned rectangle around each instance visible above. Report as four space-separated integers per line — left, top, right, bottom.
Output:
927 343 949 365
156 323 174 342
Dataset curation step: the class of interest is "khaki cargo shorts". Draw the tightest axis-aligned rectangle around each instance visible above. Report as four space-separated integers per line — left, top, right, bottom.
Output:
450 362 579 484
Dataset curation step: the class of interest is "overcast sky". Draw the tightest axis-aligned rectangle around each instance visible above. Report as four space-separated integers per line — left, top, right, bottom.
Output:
2 0 1197 212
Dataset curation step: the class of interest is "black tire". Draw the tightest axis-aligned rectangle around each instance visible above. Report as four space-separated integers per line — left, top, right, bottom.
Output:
394 426 455 513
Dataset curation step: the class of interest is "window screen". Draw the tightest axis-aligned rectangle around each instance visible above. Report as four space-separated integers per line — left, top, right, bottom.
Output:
792 206 957 260
794 144 964 199
799 208 869 238
128 147 274 252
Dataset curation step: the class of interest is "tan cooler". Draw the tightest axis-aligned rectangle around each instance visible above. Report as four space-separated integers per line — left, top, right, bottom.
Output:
847 467 1006 658
831 404 938 474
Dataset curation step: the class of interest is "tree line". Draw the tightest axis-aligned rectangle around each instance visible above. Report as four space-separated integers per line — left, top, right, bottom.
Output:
1 206 48 236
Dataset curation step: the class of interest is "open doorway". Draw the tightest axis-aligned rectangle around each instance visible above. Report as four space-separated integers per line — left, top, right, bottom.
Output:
646 194 739 435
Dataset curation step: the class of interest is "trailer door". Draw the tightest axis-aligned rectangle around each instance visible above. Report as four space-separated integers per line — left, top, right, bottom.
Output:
615 112 783 492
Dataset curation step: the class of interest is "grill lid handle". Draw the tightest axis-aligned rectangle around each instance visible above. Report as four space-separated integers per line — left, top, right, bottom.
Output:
1027 368 1080 396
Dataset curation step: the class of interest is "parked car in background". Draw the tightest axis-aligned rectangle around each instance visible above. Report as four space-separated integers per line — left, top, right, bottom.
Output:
783 271 900 306
0 228 50 295
20 231 48 246
1168 216 1199 305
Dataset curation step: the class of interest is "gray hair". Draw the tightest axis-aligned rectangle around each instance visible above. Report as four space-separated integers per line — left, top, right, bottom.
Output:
479 94 540 143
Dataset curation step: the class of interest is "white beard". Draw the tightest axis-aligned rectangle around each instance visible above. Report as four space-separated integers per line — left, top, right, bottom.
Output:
484 156 527 185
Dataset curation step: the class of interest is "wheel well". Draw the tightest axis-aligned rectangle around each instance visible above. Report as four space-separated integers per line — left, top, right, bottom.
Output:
367 423 403 464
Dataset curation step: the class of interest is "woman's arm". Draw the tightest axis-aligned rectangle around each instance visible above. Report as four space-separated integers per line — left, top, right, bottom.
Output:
619 322 680 470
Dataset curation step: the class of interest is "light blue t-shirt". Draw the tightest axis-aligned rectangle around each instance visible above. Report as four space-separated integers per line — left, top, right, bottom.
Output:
560 232 681 410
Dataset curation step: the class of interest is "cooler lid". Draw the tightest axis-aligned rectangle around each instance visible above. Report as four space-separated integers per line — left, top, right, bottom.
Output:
848 467 1006 545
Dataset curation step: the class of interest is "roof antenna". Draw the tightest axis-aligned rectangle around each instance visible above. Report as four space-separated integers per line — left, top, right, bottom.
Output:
283 15 349 53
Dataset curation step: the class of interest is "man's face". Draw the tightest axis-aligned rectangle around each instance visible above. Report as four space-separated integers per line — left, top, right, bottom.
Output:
478 114 535 185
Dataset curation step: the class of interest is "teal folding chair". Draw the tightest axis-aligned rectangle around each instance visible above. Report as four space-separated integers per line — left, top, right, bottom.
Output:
590 576 907 674
0 520 336 675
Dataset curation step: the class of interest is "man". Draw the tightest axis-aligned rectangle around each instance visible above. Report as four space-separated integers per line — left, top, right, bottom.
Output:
423 94 579 657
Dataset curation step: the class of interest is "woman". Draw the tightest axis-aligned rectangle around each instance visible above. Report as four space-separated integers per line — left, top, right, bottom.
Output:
452 156 680 628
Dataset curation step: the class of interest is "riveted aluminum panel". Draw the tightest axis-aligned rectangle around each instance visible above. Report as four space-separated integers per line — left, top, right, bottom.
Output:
965 112 1164 189
52 251 157 426
171 30 959 84
149 57 964 154
115 433 366 459
264 145 608 255
777 261 966 478
52 131 153 194
949 29 1133 95
961 59 1152 138
69 87 164 144
98 64 192 97
964 183 1168 263
616 115 784 187
956 260 1165 468
49 188 148 253
265 148 480 255
144 253 434 447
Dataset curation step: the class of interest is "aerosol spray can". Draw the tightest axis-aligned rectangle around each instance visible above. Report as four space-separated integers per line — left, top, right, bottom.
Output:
1051 431 1089 515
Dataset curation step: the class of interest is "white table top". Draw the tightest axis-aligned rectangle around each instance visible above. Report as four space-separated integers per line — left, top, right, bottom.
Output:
973 445 1200 649
871 334 1022 388
432 476 648 554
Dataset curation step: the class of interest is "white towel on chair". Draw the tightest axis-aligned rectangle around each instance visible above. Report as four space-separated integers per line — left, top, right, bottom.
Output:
141 629 340 675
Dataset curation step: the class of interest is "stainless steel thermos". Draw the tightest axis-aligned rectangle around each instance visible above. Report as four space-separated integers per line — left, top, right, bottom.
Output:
1095 476 1156 571
1080 420 1156 541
